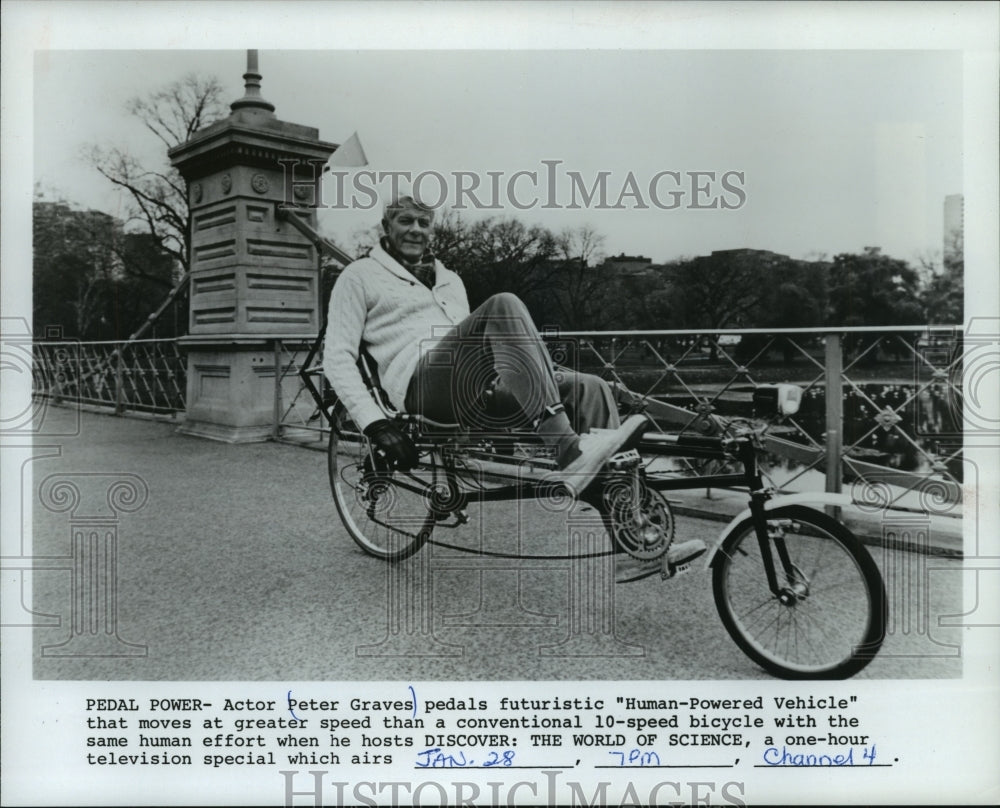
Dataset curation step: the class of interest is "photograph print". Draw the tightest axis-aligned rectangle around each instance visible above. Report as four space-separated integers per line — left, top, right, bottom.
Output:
4 5 999 808
23 46 971 683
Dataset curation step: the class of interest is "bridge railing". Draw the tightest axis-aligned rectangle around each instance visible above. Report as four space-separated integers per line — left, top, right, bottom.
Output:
552 325 963 510
30 325 965 511
274 324 964 511
32 338 186 416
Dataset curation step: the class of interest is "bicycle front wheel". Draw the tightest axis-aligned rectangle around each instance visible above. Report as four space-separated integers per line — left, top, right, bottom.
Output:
712 505 886 679
327 404 436 561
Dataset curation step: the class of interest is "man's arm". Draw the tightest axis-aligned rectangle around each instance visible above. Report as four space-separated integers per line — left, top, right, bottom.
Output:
323 271 386 431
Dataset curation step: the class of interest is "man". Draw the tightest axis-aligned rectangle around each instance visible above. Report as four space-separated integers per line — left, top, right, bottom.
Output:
324 194 705 582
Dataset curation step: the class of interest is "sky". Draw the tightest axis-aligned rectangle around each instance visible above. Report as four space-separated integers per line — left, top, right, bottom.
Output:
33 47 963 265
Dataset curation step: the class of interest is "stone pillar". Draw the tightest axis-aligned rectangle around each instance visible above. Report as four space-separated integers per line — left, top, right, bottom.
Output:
169 51 337 442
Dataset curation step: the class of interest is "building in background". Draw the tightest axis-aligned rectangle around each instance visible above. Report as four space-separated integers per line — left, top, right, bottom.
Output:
598 253 653 274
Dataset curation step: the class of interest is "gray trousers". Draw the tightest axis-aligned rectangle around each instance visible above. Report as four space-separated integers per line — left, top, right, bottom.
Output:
404 293 620 435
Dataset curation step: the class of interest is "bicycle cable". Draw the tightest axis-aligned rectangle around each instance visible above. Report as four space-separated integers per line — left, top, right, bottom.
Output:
425 538 617 561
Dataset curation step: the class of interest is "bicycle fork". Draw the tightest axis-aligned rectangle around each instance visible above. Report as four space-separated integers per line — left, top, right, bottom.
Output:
739 442 797 602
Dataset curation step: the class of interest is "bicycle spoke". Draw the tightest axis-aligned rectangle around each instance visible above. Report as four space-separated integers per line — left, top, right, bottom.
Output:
714 506 885 678
328 406 435 560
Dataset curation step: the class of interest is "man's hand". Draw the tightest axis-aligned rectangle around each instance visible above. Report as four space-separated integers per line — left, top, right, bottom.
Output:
363 419 419 471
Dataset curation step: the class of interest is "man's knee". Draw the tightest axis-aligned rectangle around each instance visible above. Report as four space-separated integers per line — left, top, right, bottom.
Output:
474 293 538 337
572 372 611 402
482 292 528 315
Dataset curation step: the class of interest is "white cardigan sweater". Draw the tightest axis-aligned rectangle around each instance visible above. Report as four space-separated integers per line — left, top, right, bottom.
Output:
323 243 470 430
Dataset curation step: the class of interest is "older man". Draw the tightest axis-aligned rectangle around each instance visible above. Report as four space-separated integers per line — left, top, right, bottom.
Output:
324 195 705 582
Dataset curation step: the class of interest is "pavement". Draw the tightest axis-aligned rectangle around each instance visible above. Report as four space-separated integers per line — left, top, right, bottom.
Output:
22 406 964 681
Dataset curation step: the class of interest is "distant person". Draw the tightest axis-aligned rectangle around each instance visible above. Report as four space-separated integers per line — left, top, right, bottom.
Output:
324 193 706 582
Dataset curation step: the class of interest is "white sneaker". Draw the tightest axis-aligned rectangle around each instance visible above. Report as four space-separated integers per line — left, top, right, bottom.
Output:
662 538 708 577
556 414 650 497
615 538 709 584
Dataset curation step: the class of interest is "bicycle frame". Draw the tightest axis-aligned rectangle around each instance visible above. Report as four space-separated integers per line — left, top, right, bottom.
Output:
636 432 794 600
305 330 830 599
313 331 886 678
365 423 811 602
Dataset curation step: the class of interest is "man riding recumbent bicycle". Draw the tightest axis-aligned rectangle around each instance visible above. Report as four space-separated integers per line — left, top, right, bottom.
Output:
304 193 887 680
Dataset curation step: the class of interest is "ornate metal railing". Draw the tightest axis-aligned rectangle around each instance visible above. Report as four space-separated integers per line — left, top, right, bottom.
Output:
275 325 964 510
553 325 963 510
30 325 965 511
32 338 186 415
271 338 326 442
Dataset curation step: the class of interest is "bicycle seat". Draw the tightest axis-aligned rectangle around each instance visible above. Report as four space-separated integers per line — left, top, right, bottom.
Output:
358 346 541 440
357 347 464 434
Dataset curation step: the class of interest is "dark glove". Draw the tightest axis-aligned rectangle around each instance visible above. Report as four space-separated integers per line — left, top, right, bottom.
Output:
363 419 418 471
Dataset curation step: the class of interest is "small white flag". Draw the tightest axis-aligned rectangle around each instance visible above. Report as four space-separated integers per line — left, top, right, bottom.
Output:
329 131 368 167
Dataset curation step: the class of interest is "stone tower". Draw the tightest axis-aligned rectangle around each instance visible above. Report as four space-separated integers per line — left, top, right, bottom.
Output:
169 51 337 441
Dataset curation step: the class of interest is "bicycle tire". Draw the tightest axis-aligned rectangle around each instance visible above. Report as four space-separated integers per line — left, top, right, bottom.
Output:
712 505 886 679
327 403 436 561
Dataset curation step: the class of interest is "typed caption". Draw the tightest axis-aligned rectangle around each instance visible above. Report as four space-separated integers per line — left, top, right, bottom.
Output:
69 685 909 806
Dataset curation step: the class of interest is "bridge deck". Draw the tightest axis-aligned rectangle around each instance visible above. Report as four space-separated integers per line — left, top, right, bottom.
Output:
23 407 963 681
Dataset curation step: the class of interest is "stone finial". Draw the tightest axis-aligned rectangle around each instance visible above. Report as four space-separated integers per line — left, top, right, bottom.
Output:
230 49 276 114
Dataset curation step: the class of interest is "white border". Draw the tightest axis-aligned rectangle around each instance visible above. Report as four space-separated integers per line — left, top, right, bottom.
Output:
3 2 999 806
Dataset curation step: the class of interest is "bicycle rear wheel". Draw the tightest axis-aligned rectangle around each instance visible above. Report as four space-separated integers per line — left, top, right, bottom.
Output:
327 404 437 561
712 505 886 679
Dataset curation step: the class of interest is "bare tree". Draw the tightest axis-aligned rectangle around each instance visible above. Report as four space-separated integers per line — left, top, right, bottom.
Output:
87 73 227 277
919 228 964 324
557 224 605 266
546 225 617 330
126 73 227 148
432 215 560 308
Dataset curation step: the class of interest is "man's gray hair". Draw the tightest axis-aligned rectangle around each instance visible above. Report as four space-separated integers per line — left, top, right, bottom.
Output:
382 194 435 224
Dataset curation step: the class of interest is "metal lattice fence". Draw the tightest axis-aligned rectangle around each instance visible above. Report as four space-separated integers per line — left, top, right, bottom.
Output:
275 325 963 509
552 325 963 509
30 325 965 510
33 339 186 415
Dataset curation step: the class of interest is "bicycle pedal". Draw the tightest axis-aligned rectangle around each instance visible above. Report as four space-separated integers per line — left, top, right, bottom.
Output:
663 556 703 580
662 560 692 580
607 448 641 470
